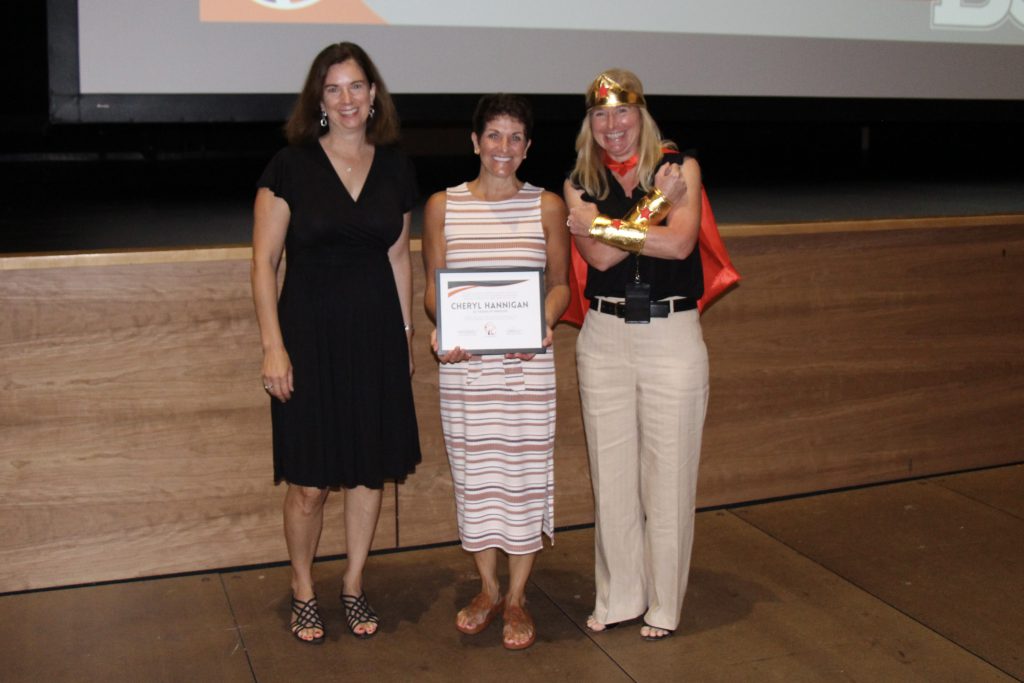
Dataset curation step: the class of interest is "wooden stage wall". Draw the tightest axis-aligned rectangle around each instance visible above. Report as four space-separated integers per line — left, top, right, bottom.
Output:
1 216 1022 593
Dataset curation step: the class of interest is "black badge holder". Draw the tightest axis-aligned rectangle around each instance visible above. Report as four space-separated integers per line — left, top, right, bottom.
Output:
623 255 651 324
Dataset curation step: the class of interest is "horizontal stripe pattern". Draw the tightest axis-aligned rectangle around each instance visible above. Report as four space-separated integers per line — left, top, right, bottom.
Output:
440 183 554 554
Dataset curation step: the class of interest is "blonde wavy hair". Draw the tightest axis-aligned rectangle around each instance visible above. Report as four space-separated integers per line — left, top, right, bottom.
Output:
569 68 677 200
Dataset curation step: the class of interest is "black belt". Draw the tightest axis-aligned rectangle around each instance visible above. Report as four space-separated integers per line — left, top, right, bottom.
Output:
589 297 696 318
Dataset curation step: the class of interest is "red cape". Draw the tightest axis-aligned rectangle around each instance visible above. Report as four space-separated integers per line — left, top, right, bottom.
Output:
561 187 740 326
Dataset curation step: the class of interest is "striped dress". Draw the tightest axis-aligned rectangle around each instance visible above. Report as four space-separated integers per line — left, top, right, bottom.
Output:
440 182 555 554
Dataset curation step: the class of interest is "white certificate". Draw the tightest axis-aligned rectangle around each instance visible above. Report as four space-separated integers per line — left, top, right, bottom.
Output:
436 267 546 355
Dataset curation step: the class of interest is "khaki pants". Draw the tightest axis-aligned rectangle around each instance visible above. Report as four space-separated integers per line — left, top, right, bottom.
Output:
576 306 709 630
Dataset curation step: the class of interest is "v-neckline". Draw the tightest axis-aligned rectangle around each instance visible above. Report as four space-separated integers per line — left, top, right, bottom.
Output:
317 140 376 204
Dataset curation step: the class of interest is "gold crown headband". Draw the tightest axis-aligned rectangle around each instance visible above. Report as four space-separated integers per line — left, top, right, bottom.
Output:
586 73 646 110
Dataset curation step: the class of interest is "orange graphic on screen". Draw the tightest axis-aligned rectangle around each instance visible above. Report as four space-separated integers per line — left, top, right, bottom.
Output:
200 0 385 24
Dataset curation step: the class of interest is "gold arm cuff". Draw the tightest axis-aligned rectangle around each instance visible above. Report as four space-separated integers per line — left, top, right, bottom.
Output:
624 188 672 227
589 215 648 254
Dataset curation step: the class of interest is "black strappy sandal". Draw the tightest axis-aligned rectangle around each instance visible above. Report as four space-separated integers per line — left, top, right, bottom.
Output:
585 614 622 632
290 595 326 645
641 622 674 641
340 592 380 639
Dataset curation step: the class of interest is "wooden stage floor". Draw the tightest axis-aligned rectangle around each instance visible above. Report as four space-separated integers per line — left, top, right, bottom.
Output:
3 463 1021 682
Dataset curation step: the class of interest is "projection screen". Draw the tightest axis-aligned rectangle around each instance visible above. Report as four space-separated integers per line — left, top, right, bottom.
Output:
49 0 1024 123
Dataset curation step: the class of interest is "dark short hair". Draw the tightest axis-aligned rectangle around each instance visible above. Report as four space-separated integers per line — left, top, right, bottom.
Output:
284 42 400 146
471 93 534 140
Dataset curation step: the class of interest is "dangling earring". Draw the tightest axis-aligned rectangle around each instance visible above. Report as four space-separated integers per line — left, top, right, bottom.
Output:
368 105 376 119
319 110 328 128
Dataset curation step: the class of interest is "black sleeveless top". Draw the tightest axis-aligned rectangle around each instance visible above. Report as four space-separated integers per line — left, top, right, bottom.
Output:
580 150 703 301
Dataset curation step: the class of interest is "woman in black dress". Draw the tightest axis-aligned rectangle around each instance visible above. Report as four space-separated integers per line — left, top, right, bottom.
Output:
251 42 420 644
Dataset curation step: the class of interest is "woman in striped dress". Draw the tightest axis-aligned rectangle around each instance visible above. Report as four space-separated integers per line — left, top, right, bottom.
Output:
423 94 569 650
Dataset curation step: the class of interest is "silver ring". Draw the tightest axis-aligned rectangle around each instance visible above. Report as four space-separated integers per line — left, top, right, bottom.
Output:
566 218 571 227
264 384 273 390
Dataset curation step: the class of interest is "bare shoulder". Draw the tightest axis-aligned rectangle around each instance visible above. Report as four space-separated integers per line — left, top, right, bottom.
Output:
681 156 702 185
540 190 567 211
562 178 585 205
425 189 447 209
424 190 447 220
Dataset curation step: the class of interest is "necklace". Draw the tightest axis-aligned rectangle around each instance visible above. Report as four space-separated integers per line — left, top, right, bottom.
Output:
322 139 369 174
340 149 370 173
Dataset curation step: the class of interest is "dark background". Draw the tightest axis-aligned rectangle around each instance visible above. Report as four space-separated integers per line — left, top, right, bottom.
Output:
3 3 1023 252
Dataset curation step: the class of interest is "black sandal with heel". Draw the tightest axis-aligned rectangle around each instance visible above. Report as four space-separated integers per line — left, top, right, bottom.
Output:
641 621 674 641
586 613 622 633
341 592 380 639
290 595 326 645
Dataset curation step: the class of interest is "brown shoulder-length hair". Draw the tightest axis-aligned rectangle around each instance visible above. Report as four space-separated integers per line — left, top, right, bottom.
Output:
284 42 400 146
569 68 676 200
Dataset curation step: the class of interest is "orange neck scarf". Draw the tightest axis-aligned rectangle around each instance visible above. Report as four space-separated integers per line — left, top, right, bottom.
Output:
602 152 639 177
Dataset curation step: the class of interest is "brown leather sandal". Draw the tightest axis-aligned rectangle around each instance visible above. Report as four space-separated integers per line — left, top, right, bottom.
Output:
456 592 505 635
502 604 536 650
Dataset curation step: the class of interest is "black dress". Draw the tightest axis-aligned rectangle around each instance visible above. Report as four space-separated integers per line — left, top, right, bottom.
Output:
258 142 421 489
